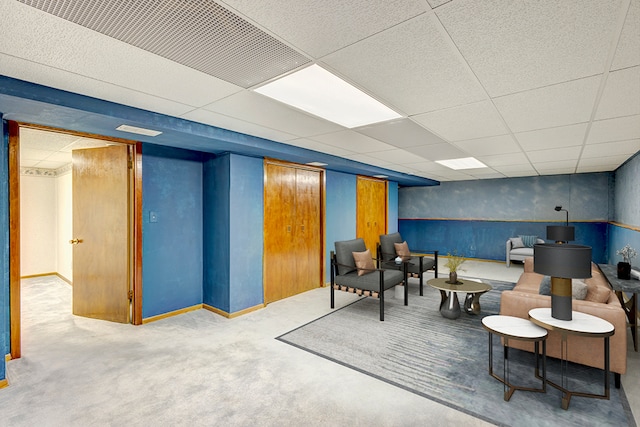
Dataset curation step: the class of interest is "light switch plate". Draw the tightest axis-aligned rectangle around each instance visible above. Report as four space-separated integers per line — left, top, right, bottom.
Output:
149 211 158 223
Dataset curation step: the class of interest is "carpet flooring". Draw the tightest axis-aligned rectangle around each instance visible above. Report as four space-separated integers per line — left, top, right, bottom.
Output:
277 280 636 427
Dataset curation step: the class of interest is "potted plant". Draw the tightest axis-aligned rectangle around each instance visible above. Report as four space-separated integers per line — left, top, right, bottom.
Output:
445 252 466 284
616 244 637 280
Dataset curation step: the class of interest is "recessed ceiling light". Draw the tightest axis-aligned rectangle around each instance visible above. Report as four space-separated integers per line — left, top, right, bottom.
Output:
116 124 162 137
436 157 487 170
255 64 402 128
373 175 389 179
306 162 328 167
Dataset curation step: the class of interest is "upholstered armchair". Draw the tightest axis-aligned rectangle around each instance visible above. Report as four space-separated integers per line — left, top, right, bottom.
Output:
331 238 405 321
377 232 438 296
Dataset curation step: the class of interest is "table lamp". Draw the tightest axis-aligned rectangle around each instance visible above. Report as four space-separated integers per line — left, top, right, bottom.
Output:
534 243 592 321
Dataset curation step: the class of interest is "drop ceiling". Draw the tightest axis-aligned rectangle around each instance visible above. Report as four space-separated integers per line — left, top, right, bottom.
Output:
2 0 639 182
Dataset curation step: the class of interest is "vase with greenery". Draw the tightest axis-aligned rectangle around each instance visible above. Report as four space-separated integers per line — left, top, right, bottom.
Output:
445 252 466 284
616 244 637 280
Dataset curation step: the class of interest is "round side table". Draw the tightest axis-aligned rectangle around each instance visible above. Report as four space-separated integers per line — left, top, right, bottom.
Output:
482 315 548 401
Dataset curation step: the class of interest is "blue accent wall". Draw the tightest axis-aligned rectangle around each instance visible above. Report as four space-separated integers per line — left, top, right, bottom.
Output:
399 173 612 263
203 155 230 311
142 144 203 318
203 154 264 314
325 171 356 282
1 118 8 381
610 152 640 268
388 181 398 233
228 154 264 312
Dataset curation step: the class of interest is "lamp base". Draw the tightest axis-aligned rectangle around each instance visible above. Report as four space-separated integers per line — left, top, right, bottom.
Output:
551 277 572 321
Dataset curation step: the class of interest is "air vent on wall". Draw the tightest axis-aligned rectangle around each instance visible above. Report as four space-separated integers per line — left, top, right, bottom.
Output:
19 0 311 88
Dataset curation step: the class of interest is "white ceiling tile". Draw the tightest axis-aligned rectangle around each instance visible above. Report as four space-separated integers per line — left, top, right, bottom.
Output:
287 138 356 157
494 77 601 132
581 139 640 158
0 54 198 117
365 149 423 164
611 0 640 71
403 160 451 173
587 115 640 144
20 148 55 161
405 143 468 161
595 66 640 120
310 130 396 153
464 169 505 179
46 151 73 162
435 0 620 96
515 123 589 151
527 147 582 163
322 14 486 116
19 128 78 151
477 152 530 167
20 160 39 168
492 164 538 175
34 160 67 169
347 153 394 167
533 159 578 170
412 101 508 141
578 155 628 170
428 0 453 8
356 119 446 148
219 0 428 58
0 2 242 107
181 108 298 143
454 135 520 157
204 91 344 138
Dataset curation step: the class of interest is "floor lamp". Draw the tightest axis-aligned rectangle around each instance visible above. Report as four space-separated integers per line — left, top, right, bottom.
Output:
548 206 574 244
534 244 592 321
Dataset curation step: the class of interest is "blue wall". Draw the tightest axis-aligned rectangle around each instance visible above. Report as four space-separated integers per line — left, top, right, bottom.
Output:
388 181 398 233
228 154 264 312
203 154 264 314
1 119 8 381
399 173 613 263
203 155 230 311
142 144 204 318
325 171 357 282
610 152 640 268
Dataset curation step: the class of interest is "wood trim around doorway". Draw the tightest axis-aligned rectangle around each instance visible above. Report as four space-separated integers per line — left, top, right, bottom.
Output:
7 121 145 359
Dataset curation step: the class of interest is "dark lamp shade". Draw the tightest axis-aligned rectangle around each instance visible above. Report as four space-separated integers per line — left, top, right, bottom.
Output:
546 225 575 242
533 244 592 278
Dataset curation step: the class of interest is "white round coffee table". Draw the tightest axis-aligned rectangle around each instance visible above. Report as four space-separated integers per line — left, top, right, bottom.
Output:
482 315 548 401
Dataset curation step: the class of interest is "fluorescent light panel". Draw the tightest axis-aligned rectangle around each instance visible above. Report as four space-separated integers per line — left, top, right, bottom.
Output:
373 175 389 179
116 124 162 137
255 65 402 128
436 157 487 170
306 162 328 167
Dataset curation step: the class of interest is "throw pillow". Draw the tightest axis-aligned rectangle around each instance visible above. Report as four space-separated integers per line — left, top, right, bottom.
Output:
352 250 375 276
585 280 612 303
519 235 538 248
394 241 410 257
510 237 525 249
539 277 588 300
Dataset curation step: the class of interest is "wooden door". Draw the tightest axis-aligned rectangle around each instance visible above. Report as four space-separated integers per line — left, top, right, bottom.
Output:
294 168 322 295
263 162 322 304
356 176 387 253
72 145 130 323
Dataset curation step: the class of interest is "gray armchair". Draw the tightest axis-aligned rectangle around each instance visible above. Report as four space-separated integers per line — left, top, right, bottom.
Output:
506 237 545 267
377 232 438 296
331 238 405 321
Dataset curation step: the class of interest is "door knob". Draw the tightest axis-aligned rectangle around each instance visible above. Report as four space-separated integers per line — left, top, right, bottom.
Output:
69 238 82 245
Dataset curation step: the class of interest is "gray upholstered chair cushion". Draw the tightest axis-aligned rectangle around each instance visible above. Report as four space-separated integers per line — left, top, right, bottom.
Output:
334 238 367 275
379 232 402 261
406 256 436 274
334 269 404 292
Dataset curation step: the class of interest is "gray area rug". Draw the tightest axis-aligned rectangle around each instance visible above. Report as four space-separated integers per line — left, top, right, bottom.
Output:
277 280 636 427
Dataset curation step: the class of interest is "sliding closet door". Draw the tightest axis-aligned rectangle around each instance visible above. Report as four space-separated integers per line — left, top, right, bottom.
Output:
356 176 387 253
263 161 323 304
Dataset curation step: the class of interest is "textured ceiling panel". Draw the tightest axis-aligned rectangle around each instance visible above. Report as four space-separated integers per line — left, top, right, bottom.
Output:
356 119 446 148
587 115 640 144
611 0 640 71
514 123 588 151
18 0 311 88
594 66 640 120
219 0 428 58
436 0 620 97
323 13 486 116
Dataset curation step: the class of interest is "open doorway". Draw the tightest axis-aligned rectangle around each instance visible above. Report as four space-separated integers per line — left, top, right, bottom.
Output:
8 122 143 359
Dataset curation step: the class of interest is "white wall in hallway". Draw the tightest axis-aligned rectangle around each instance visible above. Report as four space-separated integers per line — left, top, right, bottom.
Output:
56 170 72 282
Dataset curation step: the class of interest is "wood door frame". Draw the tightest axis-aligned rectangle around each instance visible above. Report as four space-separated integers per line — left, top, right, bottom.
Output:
8 122 144 358
263 158 326 303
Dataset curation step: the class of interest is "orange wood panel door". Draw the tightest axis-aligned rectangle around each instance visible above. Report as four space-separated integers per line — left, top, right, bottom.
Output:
72 145 130 323
264 162 322 304
294 168 322 296
356 176 387 254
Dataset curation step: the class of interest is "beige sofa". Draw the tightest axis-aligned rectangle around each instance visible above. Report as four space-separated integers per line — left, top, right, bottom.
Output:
500 257 627 381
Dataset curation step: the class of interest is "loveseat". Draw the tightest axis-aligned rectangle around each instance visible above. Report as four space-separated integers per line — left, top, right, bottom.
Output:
499 257 627 383
505 236 545 267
